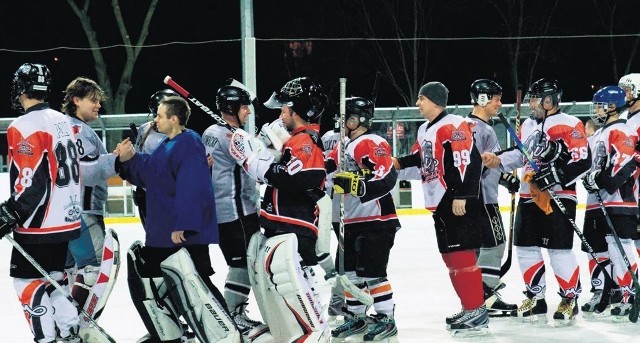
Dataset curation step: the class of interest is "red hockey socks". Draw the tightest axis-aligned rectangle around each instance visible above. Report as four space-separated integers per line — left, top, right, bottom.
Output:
442 250 484 310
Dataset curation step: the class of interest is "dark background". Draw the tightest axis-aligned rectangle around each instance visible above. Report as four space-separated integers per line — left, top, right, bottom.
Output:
1 0 639 136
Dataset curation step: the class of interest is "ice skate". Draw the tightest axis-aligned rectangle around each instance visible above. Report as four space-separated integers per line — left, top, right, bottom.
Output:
59 326 82 343
331 313 368 341
232 303 269 341
484 283 517 317
552 296 578 327
611 294 634 323
510 292 548 324
445 308 464 326
447 305 490 338
328 293 347 327
363 313 397 342
581 289 610 319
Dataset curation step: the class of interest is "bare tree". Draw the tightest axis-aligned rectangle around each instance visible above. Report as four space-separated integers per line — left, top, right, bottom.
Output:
65 0 159 114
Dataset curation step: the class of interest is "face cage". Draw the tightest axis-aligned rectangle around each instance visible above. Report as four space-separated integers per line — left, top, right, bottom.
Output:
590 102 613 127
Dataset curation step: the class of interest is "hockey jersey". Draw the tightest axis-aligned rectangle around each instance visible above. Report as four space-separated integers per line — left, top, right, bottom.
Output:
400 112 482 212
584 119 638 217
500 111 591 202
326 132 400 228
321 129 341 222
135 121 166 155
468 114 501 204
7 103 82 244
202 124 258 223
68 116 117 216
261 124 326 239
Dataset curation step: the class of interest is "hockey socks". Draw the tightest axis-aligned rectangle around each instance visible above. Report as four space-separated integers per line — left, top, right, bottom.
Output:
442 250 484 310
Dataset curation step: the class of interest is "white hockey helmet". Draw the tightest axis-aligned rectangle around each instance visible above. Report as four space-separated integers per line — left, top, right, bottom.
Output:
618 73 640 101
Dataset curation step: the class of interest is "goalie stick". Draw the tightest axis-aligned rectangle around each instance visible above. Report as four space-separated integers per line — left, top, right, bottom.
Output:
593 191 640 322
497 112 613 313
5 236 115 343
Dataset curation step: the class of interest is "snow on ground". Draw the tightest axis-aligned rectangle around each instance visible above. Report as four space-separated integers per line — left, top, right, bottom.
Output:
1 211 638 342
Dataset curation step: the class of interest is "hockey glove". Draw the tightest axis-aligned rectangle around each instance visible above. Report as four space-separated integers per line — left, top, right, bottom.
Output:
257 119 291 151
333 172 366 197
0 201 20 240
582 170 602 194
230 128 275 183
538 140 569 164
499 172 520 193
532 163 564 191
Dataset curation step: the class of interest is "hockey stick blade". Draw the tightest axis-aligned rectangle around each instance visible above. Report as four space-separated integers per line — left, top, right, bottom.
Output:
338 275 374 306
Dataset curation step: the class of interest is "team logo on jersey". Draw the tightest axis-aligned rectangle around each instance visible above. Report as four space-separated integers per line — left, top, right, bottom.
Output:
300 143 312 156
72 124 82 135
594 141 607 170
451 130 467 141
16 140 34 156
570 130 583 140
373 146 387 157
420 140 439 182
64 195 82 223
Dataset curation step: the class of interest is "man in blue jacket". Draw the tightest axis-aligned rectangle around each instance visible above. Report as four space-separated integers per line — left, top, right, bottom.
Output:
117 96 241 343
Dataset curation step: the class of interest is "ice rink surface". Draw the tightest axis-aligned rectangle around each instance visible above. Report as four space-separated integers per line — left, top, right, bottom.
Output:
1 211 638 342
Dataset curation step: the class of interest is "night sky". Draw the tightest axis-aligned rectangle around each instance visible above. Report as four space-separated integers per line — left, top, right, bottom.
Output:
1 0 639 134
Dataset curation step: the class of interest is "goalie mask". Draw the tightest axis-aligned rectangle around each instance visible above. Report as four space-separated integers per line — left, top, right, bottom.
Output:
470 79 502 107
345 97 375 129
618 73 640 104
149 89 179 117
264 77 327 123
216 85 251 117
590 85 626 127
11 63 52 111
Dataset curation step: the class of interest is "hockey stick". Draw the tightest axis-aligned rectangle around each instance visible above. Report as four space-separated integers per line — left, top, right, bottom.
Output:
371 71 382 105
593 191 640 322
335 77 374 306
163 76 237 133
5 235 116 343
497 112 613 313
499 90 521 278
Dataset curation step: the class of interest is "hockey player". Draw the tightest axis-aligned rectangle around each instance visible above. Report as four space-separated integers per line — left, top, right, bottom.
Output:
617 73 640 257
325 96 401 341
229 77 330 342
467 79 518 317
132 89 176 226
482 78 591 326
581 86 638 319
117 96 240 343
201 84 268 340
393 82 488 336
0 63 83 342
61 77 121 331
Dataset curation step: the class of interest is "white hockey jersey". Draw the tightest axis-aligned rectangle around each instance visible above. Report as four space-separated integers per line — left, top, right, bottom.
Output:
321 129 341 223
8 103 82 244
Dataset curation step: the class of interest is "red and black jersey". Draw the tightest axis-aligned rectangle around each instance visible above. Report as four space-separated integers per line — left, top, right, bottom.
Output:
261 124 326 239
7 103 82 244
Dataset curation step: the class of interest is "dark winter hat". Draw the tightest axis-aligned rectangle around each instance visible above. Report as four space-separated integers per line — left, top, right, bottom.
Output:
419 82 449 107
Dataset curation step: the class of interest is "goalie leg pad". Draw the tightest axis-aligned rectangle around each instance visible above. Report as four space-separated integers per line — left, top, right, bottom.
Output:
265 234 328 338
315 193 333 256
127 241 183 341
77 228 121 328
161 248 241 343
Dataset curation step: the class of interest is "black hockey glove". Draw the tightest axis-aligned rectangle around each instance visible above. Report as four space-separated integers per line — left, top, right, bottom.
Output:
499 172 520 193
532 164 564 191
582 170 603 194
538 140 569 164
0 201 20 240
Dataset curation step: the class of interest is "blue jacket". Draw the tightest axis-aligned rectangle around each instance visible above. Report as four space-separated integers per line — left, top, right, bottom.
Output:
121 129 219 248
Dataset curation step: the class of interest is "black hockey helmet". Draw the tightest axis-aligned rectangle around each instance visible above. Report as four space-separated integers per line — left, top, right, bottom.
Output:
216 85 251 116
148 89 179 116
264 77 328 122
525 78 562 107
11 63 52 111
470 79 502 106
346 97 375 128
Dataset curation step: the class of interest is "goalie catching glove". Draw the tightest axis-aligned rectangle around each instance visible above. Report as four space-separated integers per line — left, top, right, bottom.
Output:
333 171 369 197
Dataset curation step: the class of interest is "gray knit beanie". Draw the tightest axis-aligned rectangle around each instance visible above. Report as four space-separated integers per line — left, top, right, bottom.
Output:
419 82 449 107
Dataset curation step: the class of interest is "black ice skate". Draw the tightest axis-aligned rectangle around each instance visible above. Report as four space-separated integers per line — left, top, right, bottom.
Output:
448 305 490 338
484 283 517 317
445 308 464 326
611 294 634 323
510 291 548 324
231 303 269 341
331 313 368 340
364 313 398 342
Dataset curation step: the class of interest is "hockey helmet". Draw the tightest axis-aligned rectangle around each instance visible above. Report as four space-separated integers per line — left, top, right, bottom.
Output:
470 79 502 106
345 97 375 128
11 63 52 111
148 89 179 116
524 78 562 107
590 85 626 126
618 73 640 102
216 85 251 116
